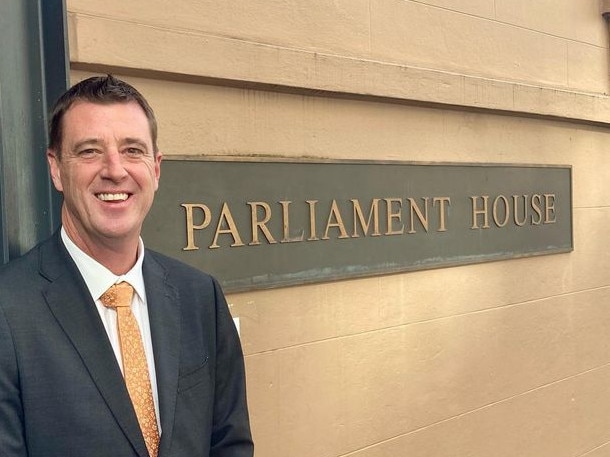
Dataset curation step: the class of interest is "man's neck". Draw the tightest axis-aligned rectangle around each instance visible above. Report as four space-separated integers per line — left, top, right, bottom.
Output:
62 226 139 275
85 243 139 275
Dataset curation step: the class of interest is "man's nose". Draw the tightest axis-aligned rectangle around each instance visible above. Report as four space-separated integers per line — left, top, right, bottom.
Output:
101 149 128 180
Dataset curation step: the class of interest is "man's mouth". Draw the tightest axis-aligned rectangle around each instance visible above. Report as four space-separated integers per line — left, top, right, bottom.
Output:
96 193 129 202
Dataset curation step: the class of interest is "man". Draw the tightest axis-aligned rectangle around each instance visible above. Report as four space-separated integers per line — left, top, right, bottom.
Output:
0 75 254 457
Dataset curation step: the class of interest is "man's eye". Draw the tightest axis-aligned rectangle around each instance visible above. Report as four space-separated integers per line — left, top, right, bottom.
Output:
78 149 97 156
126 147 144 155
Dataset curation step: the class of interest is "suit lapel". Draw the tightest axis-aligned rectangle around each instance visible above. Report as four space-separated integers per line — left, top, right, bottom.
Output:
143 252 181 456
40 234 150 457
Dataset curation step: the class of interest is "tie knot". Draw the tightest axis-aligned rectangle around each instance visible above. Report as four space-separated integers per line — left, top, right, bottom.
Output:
100 282 134 309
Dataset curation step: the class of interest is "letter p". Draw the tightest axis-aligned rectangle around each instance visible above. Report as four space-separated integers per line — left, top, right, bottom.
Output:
182 203 212 250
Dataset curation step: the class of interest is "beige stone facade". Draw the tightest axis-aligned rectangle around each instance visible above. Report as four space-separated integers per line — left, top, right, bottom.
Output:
67 1 610 455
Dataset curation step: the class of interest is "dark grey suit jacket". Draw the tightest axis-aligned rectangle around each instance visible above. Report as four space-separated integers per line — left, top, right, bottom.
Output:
0 232 253 457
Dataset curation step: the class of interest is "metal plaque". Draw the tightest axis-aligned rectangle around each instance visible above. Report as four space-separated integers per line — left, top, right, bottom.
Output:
142 158 572 292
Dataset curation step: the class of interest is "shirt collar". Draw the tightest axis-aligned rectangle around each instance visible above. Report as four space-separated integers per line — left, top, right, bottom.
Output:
61 227 146 302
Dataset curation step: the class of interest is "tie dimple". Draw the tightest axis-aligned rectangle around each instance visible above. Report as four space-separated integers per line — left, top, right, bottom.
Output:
100 282 160 457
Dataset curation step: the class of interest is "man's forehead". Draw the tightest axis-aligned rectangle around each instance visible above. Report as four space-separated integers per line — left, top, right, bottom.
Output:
62 101 152 141
64 100 147 120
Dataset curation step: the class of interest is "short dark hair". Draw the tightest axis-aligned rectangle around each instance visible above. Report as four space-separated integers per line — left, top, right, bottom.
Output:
48 75 158 156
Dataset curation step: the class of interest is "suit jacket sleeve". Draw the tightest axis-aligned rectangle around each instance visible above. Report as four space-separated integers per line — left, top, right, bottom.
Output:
0 304 27 457
209 278 254 457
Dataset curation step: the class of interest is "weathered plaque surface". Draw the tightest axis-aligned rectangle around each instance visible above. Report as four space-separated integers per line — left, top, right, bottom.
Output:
142 158 572 292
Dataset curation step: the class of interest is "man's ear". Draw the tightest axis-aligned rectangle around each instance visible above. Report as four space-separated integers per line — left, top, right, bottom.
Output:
47 149 63 192
153 151 163 191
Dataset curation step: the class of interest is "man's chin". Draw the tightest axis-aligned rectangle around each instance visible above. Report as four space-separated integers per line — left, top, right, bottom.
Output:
93 224 141 244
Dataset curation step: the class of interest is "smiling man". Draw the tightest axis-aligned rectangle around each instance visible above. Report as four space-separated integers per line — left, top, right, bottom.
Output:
0 75 253 457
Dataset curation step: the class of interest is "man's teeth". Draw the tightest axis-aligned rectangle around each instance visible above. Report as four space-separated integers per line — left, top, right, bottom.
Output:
97 193 128 201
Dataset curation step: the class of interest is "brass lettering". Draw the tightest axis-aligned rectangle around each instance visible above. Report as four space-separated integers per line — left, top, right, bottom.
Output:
433 197 451 232
385 198 404 235
492 195 510 227
513 195 528 227
181 203 212 251
306 200 319 241
351 198 381 237
531 194 543 225
544 193 556 224
247 201 277 246
210 203 245 249
407 197 429 234
280 201 305 243
471 196 490 229
322 200 349 240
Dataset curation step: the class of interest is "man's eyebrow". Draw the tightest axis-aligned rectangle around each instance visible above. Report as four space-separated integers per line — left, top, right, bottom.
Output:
121 138 150 150
72 138 103 151
70 138 150 151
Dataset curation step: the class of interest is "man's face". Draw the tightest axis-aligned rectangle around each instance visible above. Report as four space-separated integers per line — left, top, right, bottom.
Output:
47 101 162 252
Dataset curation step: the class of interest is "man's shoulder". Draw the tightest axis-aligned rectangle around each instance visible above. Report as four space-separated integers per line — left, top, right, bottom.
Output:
144 249 216 283
143 249 227 305
0 240 45 279
0 234 63 277
0 236 61 307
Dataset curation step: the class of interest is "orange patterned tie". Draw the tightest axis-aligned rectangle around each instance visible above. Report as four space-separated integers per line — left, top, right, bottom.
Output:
100 282 160 457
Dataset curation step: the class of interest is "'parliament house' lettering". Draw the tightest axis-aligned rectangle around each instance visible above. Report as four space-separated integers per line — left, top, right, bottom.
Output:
181 193 557 251
142 159 572 291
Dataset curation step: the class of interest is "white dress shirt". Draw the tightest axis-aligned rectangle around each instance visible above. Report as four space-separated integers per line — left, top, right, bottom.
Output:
61 228 162 432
